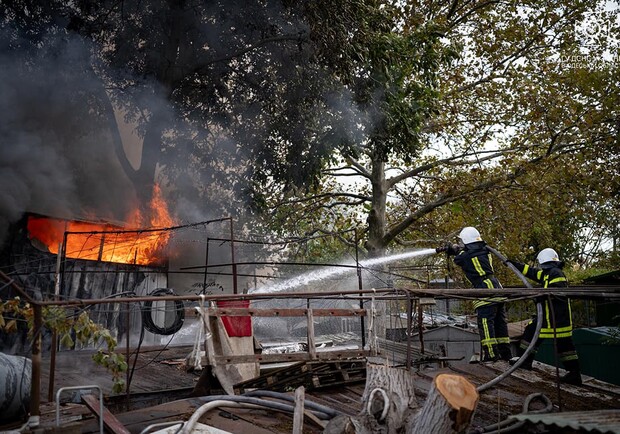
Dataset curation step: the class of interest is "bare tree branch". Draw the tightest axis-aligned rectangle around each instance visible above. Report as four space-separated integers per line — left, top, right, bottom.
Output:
386 148 517 187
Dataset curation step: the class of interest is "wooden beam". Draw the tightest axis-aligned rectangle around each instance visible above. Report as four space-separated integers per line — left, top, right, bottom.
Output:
307 309 317 360
234 359 367 394
82 394 131 434
213 349 370 364
292 386 305 434
204 308 367 317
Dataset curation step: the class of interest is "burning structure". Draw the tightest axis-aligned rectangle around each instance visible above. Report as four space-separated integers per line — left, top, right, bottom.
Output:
0 185 177 354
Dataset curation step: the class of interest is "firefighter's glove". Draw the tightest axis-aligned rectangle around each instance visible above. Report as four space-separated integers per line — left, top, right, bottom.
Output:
436 243 460 256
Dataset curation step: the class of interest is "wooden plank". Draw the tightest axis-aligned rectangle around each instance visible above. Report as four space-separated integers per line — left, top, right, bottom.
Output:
292 386 305 434
234 363 311 393
206 308 366 317
234 359 368 394
312 375 321 388
213 349 370 364
307 309 317 360
82 394 131 434
337 362 350 381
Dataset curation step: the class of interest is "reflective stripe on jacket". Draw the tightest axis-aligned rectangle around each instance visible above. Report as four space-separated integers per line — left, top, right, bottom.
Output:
453 242 505 309
512 260 573 336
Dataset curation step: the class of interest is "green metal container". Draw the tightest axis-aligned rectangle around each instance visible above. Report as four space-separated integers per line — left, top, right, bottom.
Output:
535 327 620 386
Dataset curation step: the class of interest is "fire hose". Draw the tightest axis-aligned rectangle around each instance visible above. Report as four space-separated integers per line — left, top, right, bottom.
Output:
467 392 553 433
476 246 543 392
180 395 338 434
141 288 185 335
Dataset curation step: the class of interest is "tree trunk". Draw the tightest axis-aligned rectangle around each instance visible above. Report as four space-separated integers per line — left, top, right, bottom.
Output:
365 156 388 257
407 373 479 434
122 0 187 208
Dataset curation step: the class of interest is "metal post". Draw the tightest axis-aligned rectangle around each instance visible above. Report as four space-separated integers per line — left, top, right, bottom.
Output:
97 233 106 262
355 230 366 348
228 218 238 295
405 291 413 370
417 300 424 354
445 275 450 313
125 303 131 408
56 385 103 434
48 242 63 402
50 231 69 400
31 304 42 419
203 237 210 294
60 230 68 294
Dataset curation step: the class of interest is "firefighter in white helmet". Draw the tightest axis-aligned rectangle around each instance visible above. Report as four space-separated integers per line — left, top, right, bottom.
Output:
437 227 512 362
506 248 582 385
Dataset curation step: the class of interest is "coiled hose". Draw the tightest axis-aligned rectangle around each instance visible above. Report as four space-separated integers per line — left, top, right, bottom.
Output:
468 392 553 433
141 288 185 335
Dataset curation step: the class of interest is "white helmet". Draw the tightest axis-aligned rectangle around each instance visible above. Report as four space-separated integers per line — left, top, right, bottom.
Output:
537 248 560 264
458 227 482 244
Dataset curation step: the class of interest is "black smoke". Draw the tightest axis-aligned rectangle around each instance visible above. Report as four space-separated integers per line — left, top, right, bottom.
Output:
0 29 141 245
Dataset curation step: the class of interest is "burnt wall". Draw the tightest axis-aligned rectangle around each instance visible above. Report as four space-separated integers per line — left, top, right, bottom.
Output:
0 214 168 354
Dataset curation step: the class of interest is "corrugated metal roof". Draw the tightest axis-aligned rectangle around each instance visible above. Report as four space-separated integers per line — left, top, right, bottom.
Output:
511 410 620 434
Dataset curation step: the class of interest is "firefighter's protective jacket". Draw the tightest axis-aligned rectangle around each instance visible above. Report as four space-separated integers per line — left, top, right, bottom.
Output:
510 260 573 338
452 241 505 309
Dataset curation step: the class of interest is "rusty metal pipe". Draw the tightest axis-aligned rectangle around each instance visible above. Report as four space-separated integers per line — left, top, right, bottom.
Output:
61 218 231 236
3 287 618 310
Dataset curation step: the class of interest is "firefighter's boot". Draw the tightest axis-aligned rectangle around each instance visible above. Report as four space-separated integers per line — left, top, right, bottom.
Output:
497 343 513 361
509 347 534 370
560 360 582 386
481 346 498 363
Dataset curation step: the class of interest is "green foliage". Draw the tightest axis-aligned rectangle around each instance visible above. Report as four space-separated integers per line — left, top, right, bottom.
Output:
92 350 128 394
1 297 126 393
255 0 620 266
3 0 617 269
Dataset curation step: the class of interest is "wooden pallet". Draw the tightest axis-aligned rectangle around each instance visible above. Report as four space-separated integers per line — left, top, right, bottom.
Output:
234 359 367 394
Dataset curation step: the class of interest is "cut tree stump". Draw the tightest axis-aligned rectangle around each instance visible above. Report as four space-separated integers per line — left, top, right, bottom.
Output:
407 373 479 434
361 361 418 432
324 363 479 434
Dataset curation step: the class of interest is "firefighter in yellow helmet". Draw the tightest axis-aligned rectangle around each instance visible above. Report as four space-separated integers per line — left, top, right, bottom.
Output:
437 227 512 362
506 248 582 385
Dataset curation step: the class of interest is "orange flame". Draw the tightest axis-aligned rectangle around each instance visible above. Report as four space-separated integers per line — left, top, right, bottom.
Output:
27 184 175 266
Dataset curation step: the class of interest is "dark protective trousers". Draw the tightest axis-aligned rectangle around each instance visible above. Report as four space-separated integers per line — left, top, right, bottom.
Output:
476 303 512 361
517 316 580 373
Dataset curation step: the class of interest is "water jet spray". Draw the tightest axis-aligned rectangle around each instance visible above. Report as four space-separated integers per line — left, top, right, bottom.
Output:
251 248 437 294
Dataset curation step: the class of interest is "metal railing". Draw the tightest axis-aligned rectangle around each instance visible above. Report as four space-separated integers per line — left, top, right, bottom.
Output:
56 385 104 434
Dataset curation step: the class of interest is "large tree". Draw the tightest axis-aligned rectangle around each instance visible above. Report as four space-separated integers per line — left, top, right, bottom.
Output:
254 0 620 263
2 0 618 267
